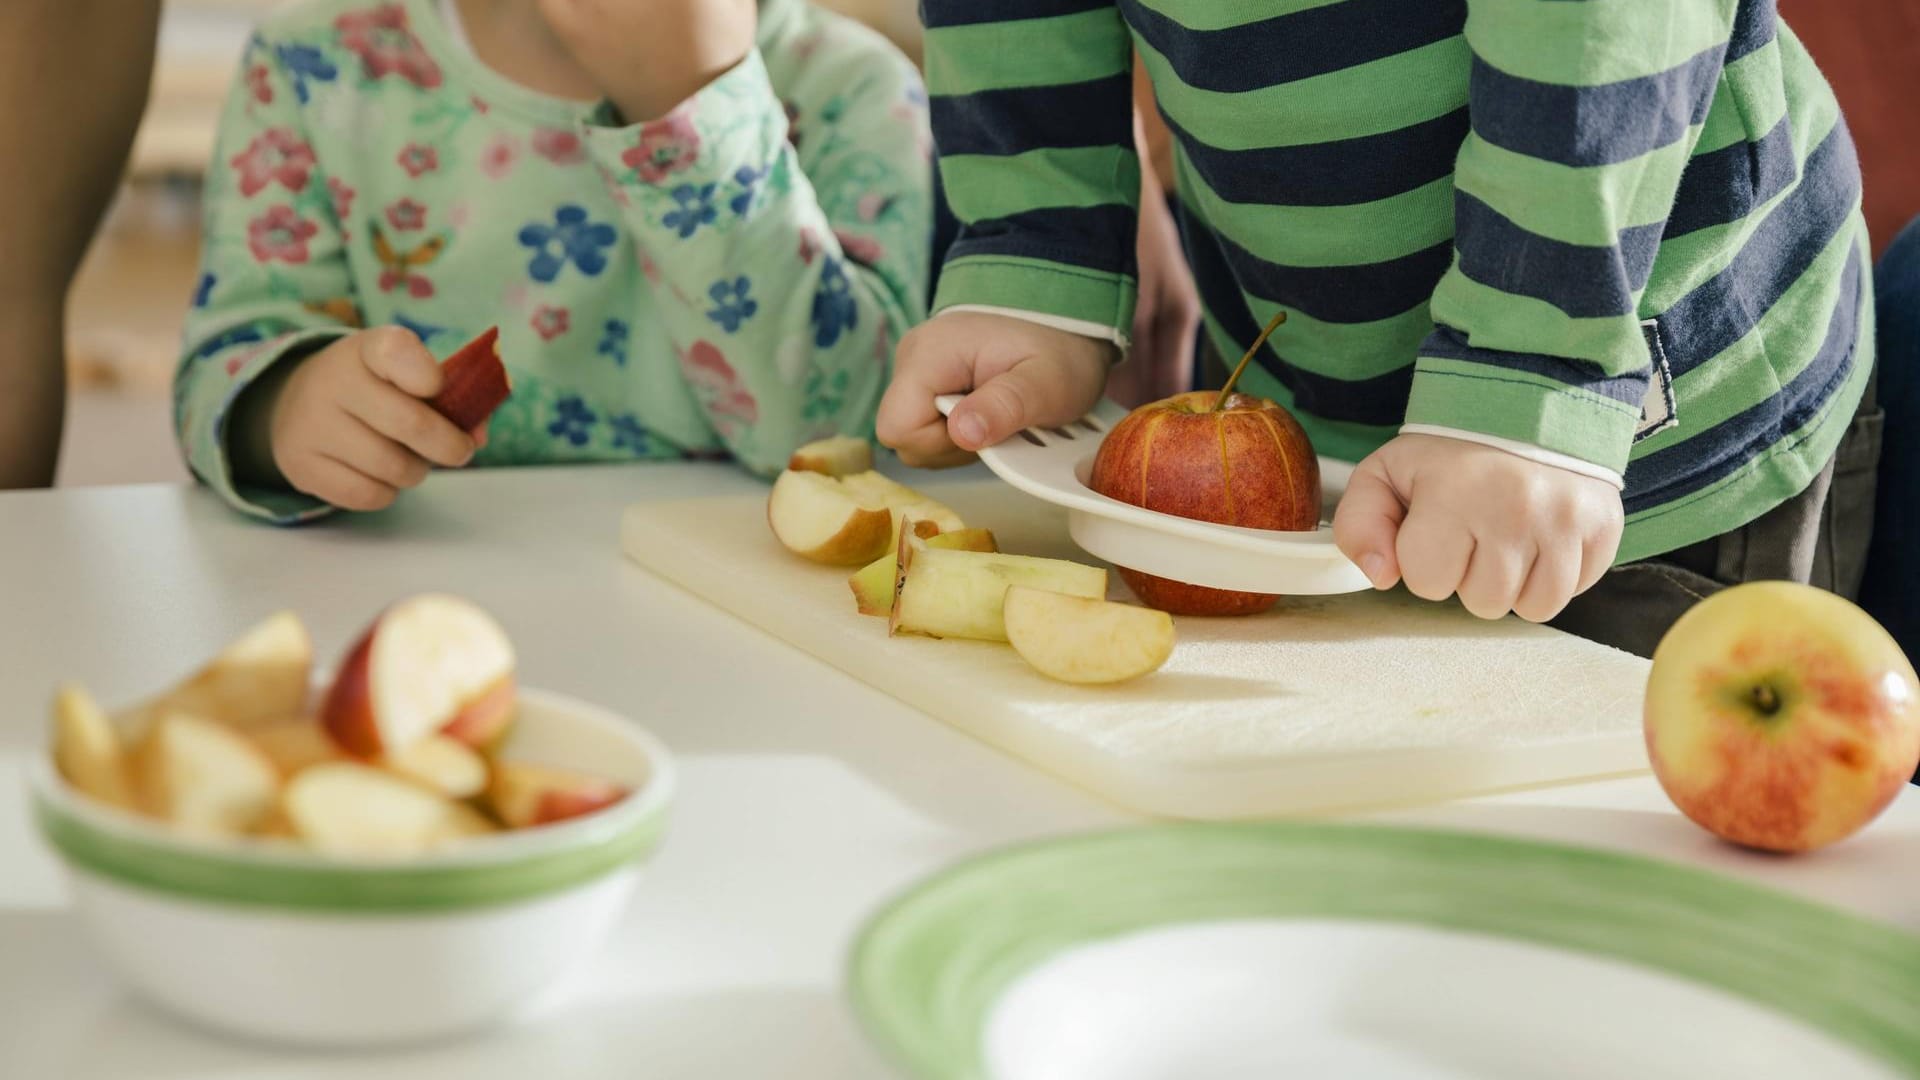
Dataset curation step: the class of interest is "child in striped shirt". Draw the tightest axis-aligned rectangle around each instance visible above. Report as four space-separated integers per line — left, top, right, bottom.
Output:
879 0 1881 655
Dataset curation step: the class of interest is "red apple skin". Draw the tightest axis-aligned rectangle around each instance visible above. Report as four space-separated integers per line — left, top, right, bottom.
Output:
429 327 510 432
532 785 627 826
1645 582 1920 854
1089 390 1321 616
319 629 382 758
440 676 517 753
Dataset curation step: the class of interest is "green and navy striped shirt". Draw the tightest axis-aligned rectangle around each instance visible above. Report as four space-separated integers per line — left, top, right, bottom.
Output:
922 0 1873 563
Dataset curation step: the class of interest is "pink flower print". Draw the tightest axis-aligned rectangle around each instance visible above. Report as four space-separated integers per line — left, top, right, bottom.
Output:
396 142 438 178
247 64 274 104
446 201 471 231
248 205 319 263
327 177 356 223
470 94 490 114
224 342 272 377
856 193 894 222
378 265 436 299
621 112 701 182
532 127 585 165
680 341 759 435
531 305 571 341
385 197 427 231
640 252 661 284
480 133 520 179
334 4 443 88
797 228 819 266
229 128 315 197
833 229 884 267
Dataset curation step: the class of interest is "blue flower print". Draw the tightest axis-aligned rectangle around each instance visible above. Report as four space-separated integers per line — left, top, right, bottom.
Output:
662 183 717 239
729 164 768 216
185 323 266 364
810 256 858 348
547 395 597 446
597 318 630 366
518 205 618 283
706 277 759 333
609 413 650 455
191 272 216 308
394 313 449 344
274 43 338 105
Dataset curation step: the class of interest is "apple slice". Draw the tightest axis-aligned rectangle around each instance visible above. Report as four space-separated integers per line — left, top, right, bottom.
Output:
890 535 1107 642
438 677 518 753
383 734 489 800
767 468 895 565
428 326 511 432
488 761 629 829
1004 586 1176 684
850 525 998 616
51 684 135 810
788 435 873 478
136 712 282 837
248 718 346 776
285 762 496 857
126 611 313 735
839 471 966 542
320 594 516 759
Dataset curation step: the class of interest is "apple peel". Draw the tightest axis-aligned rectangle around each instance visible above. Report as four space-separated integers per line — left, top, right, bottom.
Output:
429 326 511 432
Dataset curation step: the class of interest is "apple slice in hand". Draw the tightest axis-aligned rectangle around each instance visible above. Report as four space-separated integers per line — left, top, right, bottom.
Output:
850 526 998 616
51 683 135 810
488 761 629 828
1004 587 1176 684
787 435 873 478
890 537 1107 642
126 611 313 734
136 712 282 836
285 762 495 857
320 594 516 759
383 734 489 800
248 718 346 776
428 326 511 432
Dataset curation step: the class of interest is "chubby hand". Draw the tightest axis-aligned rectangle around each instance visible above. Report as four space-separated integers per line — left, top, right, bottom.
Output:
1332 434 1624 622
537 0 756 123
248 327 477 511
877 311 1116 469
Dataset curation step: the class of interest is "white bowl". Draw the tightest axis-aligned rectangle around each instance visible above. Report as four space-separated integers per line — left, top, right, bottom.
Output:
28 687 674 1048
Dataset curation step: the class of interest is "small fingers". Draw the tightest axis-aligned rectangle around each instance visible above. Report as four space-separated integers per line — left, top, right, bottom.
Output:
1331 460 1407 590
1395 505 1474 603
283 454 399 512
876 324 974 460
948 355 1098 453
1514 542 1583 623
334 417 432 490
359 326 444 398
346 381 475 468
1458 539 1534 620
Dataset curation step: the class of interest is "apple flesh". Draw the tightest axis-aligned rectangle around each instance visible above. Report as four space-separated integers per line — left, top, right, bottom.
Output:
1089 390 1320 616
767 469 965 566
248 718 346 776
788 435 873 478
285 762 496 857
1003 587 1176 684
850 525 997 616
51 683 135 810
135 712 282 837
890 536 1107 642
123 611 313 735
428 326 511 432
487 761 628 828
1645 581 1920 853
320 594 516 759
837 471 966 544
383 734 489 800
437 674 518 753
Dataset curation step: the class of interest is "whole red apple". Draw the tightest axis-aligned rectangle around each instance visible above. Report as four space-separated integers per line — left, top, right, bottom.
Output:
1644 581 1920 853
1088 390 1321 616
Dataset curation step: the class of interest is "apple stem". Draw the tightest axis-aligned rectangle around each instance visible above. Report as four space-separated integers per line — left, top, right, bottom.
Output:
1751 684 1781 715
1214 310 1287 412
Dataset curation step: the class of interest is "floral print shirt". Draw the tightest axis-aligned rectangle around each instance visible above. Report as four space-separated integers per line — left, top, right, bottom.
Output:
176 0 932 523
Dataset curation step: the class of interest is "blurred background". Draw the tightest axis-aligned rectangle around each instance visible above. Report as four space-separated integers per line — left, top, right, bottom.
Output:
54 0 1916 488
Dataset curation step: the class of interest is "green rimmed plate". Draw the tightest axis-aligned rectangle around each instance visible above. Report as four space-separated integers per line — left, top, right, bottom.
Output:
850 823 1920 1079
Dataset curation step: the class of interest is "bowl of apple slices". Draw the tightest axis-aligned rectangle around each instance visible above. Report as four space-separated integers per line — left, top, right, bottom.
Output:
28 594 673 1048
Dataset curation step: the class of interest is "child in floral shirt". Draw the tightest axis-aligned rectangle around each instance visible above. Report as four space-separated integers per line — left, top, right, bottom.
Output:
176 0 930 521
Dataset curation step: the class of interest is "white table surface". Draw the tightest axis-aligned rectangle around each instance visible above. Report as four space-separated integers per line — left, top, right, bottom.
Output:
1 465 1914 1079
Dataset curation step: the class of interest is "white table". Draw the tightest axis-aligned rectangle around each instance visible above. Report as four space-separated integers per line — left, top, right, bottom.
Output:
2 466 1914 1079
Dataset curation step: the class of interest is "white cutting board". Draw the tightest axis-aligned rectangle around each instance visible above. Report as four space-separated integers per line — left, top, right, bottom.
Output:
619 481 1652 818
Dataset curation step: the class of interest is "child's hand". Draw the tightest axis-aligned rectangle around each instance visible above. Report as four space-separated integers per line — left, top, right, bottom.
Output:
877 311 1117 469
536 0 756 123
1332 434 1624 622
254 327 477 511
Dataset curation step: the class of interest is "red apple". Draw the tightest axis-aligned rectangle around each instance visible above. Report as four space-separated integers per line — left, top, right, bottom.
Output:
428 327 511 432
1088 390 1320 615
1644 581 1920 853
487 761 628 828
439 676 518 753
320 594 516 759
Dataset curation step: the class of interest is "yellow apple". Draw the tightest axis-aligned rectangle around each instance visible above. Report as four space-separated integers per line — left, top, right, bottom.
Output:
50 683 135 810
1003 587 1176 684
787 435 873 477
890 533 1107 642
320 594 516 759
247 718 347 777
284 762 496 857
135 712 283 837
382 734 489 800
487 761 628 828
1645 581 1920 853
122 611 313 735
849 525 998 616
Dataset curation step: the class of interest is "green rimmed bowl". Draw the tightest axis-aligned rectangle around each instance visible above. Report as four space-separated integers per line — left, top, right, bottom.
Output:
851 822 1920 1079
29 687 673 1048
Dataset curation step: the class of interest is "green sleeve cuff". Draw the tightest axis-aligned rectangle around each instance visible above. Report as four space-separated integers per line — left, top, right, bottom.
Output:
932 255 1136 342
1402 354 1644 477
184 327 348 526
